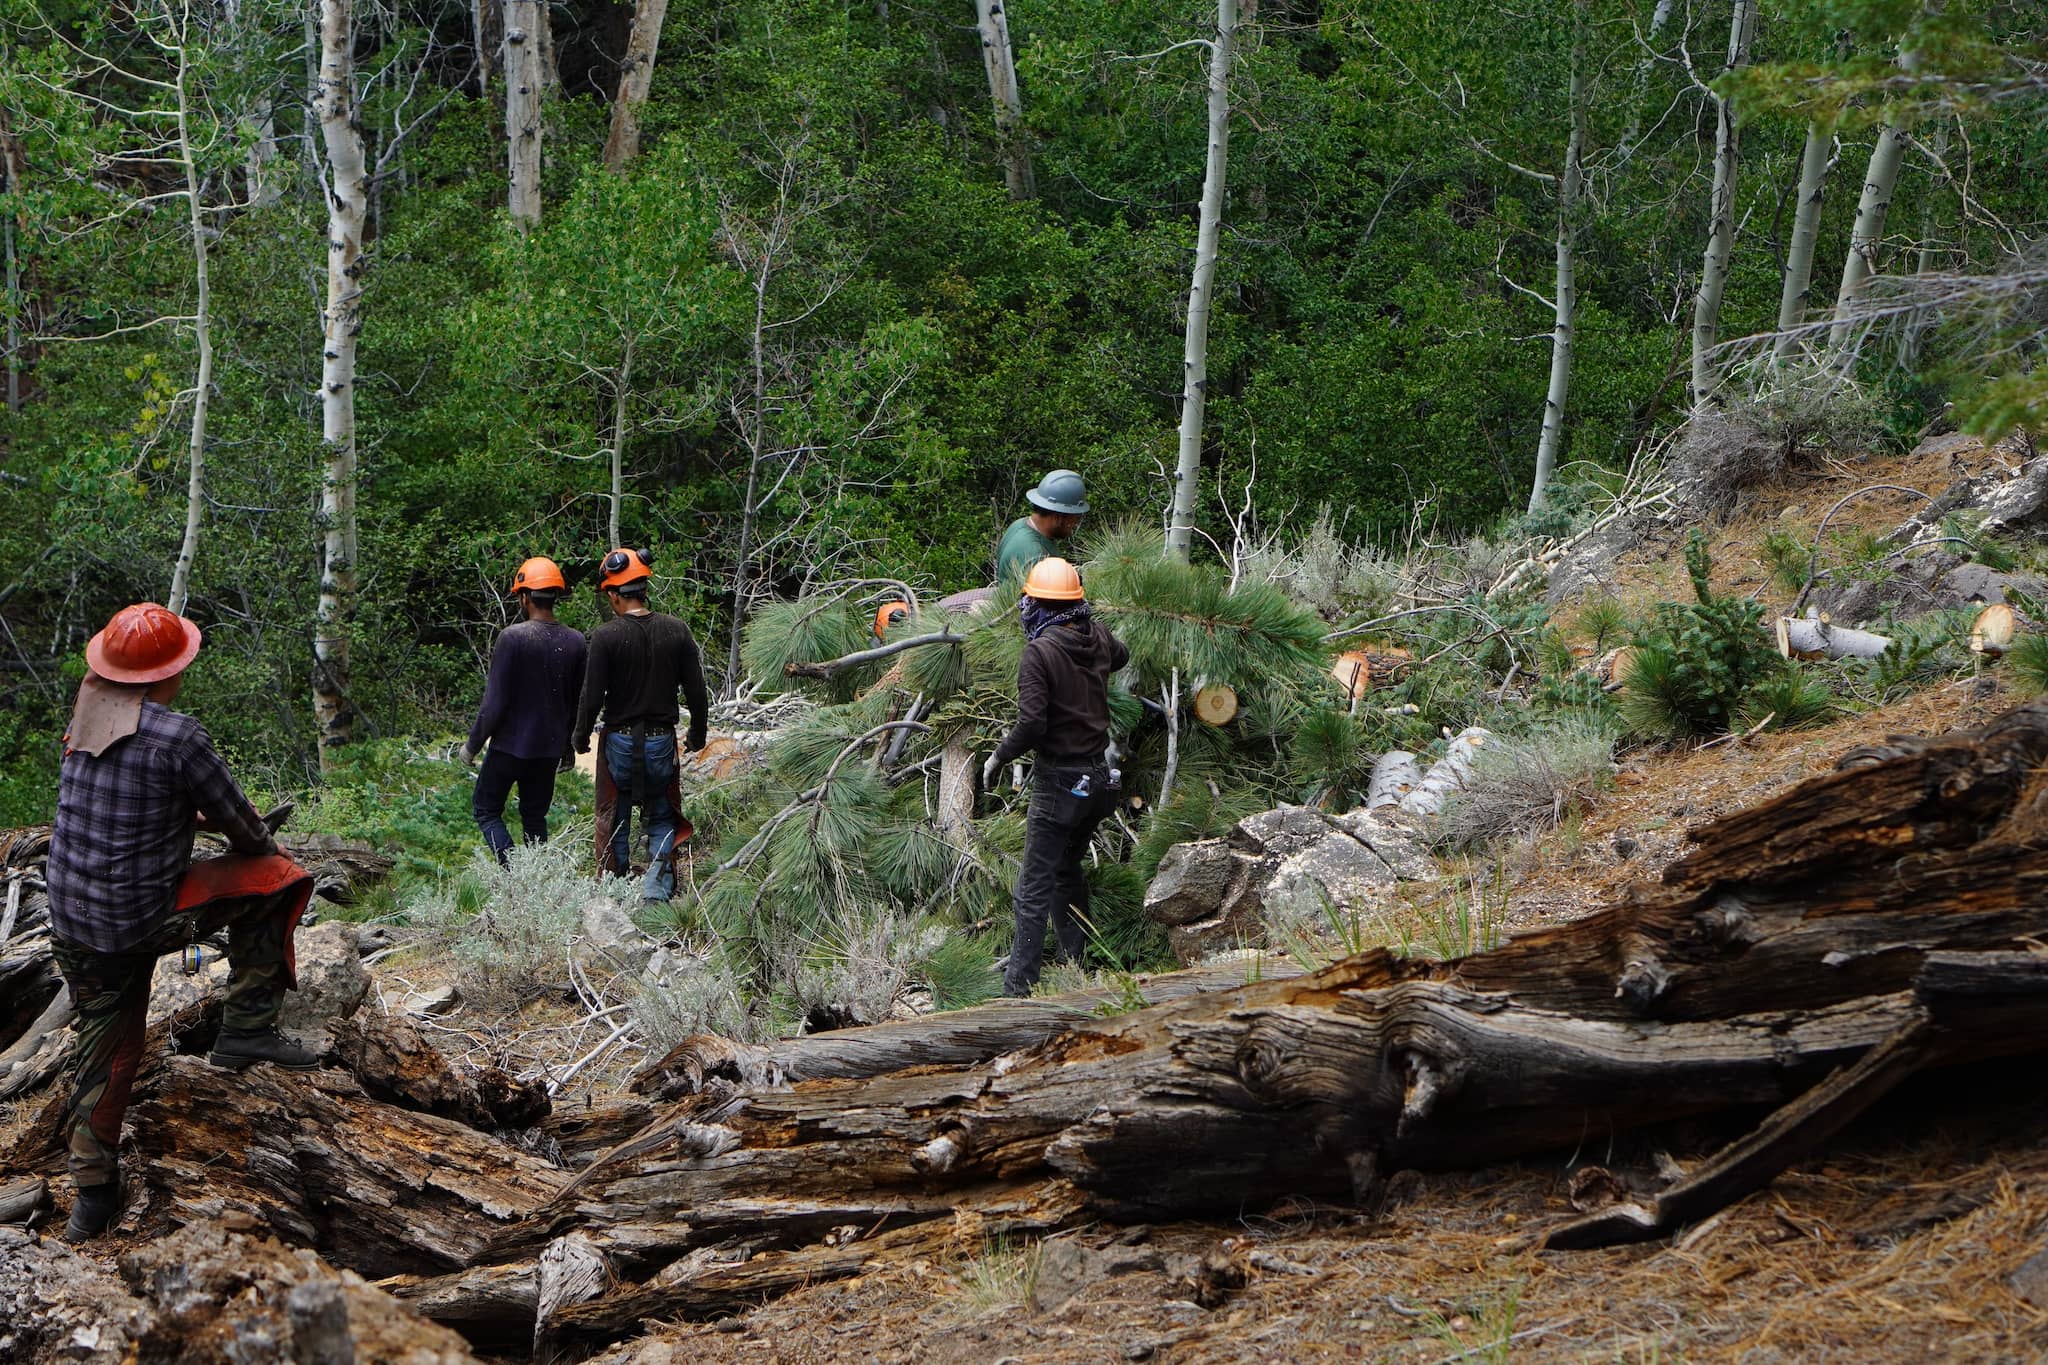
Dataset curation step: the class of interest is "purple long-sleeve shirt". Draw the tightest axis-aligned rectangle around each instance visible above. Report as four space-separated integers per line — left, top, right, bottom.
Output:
468 620 588 761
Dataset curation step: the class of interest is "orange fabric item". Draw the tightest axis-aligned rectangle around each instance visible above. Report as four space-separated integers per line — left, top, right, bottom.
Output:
873 601 909 639
175 853 315 987
511 556 567 593
599 548 653 591
1023 557 1085 602
85 603 202 685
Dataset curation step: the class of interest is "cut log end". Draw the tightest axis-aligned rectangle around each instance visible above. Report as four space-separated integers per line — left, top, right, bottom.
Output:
1193 683 1239 727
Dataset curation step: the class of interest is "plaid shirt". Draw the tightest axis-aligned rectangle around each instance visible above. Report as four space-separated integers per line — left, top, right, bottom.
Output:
46 701 271 954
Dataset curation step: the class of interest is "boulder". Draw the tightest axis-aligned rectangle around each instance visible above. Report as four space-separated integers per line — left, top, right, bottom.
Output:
1143 806 1437 966
147 947 231 1026
577 897 657 978
278 922 371 1039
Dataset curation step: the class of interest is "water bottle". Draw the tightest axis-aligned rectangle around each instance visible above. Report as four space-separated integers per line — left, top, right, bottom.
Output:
1069 773 1092 798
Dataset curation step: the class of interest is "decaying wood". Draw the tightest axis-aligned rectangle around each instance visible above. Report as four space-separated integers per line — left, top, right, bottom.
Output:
629 960 1292 1100
0 1174 49 1225
397 703 2048 1348
329 1009 550 1131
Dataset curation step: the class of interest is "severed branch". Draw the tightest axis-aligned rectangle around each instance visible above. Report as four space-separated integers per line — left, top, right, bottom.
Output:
785 630 961 680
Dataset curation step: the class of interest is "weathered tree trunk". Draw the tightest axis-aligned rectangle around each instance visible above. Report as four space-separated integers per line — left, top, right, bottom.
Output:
937 734 976 849
314 0 367 767
503 0 544 228
166 31 214 617
1617 0 1675 155
420 704 2048 1349
1164 0 1237 558
1772 119 1834 362
471 0 499 93
973 0 1035 200
1688 0 1757 410
1897 120 1949 370
1775 615 1891 660
602 0 670 173
1528 4 1587 515
1825 120 1906 357
3 149 19 414
724 248 773 686
608 344 632 549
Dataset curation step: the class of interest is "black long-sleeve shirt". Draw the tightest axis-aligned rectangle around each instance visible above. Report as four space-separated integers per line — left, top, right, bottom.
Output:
468 619 587 760
575 610 710 751
992 619 1129 769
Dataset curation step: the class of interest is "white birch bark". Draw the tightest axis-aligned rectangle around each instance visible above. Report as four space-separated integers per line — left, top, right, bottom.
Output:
603 0 670 173
1527 7 1587 517
242 98 279 208
973 0 1035 201
608 341 633 549
314 0 367 763
1824 121 1905 357
1164 0 1237 559
1688 0 1756 410
1772 118 1833 362
1618 0 1676 155
166 21 214 618
504 0 543 228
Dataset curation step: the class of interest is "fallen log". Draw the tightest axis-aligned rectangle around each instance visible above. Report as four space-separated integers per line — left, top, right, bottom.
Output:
329 1009 551 1131
629 960 1296 1100
431 703 2048 1348
1775 615 1892 660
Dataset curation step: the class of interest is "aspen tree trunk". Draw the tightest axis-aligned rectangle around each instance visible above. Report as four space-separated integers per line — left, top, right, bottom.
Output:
1898 121 1948 370
504 0 543 228
537 1 560 95
242 99 279 208
167 20 214 618
724 259 772 687
973 0 1035 201
1526 9 1586 517
1772 119 1833 362
603 0 670 172
608 345 632 550
1824 122 1905 357
472 0 497 93
1688 0 1756 410
314 0 367 764
1164 0 1237 560
1618 0 1675 155
2 136 20 414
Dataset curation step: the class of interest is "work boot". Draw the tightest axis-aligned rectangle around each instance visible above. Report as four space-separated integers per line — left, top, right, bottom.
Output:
208 1026 321 1071
64 1180 122 1244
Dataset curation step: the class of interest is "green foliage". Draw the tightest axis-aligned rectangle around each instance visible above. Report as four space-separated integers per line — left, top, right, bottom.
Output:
1761 528 1815 596
1621 534 1783 741
1290 707 1368 811
2007 634 2048 694
1735 664 1838 733
1853 610 1974 702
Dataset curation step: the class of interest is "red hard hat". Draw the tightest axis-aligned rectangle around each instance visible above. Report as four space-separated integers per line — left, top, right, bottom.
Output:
512 556 566 594
85 603 202 685
599 547 653 592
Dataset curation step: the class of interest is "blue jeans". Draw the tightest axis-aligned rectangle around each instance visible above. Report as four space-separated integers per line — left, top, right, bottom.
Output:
602 731 679 901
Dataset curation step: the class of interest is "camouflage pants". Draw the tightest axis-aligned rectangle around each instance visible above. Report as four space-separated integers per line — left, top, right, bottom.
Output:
51 891 296 1187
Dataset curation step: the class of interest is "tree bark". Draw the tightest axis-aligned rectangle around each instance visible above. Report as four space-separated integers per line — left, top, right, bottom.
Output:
433 703 2048 1350
2 138 21 414
1617 0 1676 155
1897 121 1949 369
1688 0 1757 410
974 0 1035 201
1825 121 1906 357
1528 5 1587 515
1773 118 1834 362
166 24 214 618
724 241 773 685
608 343 632 549
471 0 498 93
1774 615 1891 660
503 0 544 228
603 0 670 173
314 0 367 768
1164 0 1237 559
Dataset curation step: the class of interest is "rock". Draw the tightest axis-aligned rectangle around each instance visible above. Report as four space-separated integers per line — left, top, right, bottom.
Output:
1143 805 1437 966
578 896 657 978
2013 1247 2048 1308
400 984 461 1017
147 947 232 1026
277 922 371 1039
1029 1237 1167 1311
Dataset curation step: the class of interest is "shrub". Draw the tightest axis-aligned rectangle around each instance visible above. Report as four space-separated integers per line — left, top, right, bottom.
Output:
1735 664 1837 732
1620 532 1782 740
1437 720 1617 850
411 831 627 1009
2005 632 2048 693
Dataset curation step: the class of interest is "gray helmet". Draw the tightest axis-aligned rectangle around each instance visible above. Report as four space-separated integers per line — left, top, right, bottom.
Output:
1025 469 1089 516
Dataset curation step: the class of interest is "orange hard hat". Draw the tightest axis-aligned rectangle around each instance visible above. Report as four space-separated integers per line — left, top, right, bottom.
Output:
874 601 910 639
1023 557 1085 602
599 547 653 592
511 556 566 594
85 603 202 685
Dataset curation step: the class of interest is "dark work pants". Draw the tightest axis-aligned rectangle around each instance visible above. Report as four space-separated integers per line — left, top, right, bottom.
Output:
52 891 298 1187
473 748 560 865
1004 769 1117 997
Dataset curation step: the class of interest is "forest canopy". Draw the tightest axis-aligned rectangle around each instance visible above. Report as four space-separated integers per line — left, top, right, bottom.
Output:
0 0 2042 807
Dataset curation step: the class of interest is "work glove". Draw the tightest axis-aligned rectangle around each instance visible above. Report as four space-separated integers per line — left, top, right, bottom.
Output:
457 741 478 767
558 751 575 774
981 753 1001 789
574 735 591 755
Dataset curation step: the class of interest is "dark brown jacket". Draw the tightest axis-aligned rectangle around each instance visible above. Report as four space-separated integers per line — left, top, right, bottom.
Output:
992 618 1129 770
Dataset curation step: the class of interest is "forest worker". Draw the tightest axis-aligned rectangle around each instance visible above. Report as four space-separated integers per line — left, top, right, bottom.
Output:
460 557 588 866
983 557 1129 997
574 548 710 905
995 469 1089 583
45 603 320 1243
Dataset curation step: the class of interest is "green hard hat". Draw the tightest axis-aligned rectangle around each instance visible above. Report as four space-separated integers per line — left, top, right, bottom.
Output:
1025 469 1089 516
